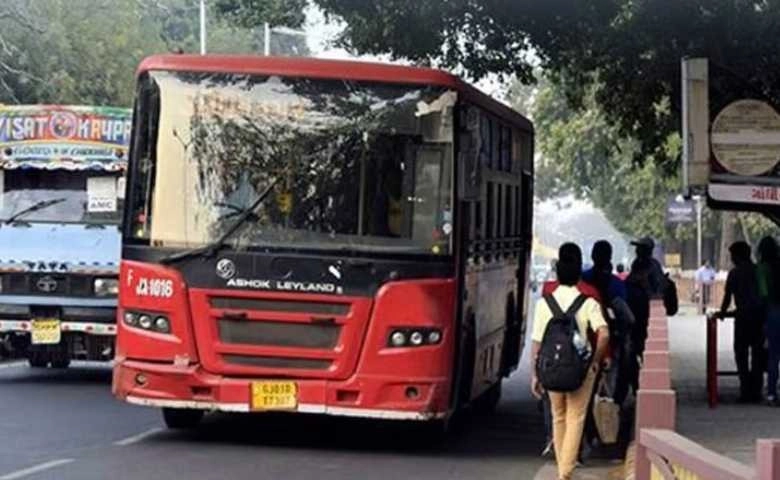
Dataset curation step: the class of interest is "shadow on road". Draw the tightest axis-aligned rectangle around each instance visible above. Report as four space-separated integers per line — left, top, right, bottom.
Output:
0 364 112 385
133 376 545 460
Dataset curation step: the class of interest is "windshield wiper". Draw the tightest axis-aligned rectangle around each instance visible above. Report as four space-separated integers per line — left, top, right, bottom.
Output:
160 177 281 265
4 198 67 225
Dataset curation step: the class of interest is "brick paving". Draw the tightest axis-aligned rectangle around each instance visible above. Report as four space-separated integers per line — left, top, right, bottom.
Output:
672 308 780 467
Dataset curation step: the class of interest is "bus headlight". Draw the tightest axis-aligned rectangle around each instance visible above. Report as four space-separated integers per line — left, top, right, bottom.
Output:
387 328 442 348
94 278 119 296
123 310 171 334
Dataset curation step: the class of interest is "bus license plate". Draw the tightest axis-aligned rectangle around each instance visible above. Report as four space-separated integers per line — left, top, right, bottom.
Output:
31 319 61 345
250 381 298 411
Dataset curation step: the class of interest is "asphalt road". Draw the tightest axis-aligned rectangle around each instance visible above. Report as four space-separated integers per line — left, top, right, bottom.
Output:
0 349 548 480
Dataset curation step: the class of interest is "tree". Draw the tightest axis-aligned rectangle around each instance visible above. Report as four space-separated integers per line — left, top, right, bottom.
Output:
0 0 309 107
312 1 780 170
213 0 307 29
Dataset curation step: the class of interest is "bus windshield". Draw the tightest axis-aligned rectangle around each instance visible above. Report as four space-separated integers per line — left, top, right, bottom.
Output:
127 71 455 255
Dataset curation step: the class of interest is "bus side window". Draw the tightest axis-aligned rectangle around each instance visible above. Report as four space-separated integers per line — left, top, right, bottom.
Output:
485 181 494 259
496 183 503 243
505 184 512 239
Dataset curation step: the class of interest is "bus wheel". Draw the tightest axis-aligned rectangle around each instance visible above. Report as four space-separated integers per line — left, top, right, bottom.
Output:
162 408 204 430
474 380 502 413
28 353 48 368
51 358 71 369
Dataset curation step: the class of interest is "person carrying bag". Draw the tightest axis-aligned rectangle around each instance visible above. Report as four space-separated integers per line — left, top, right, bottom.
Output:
531 243 610 480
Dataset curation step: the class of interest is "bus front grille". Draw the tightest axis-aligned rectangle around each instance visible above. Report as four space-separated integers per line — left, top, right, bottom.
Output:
190 290 373 379
222 355 332 370
217 318 341 349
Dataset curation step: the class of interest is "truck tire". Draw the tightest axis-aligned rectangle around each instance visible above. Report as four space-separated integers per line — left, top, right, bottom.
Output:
162 408 204 430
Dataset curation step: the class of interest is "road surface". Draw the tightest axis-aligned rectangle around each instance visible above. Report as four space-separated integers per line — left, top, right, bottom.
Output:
0 355 548 480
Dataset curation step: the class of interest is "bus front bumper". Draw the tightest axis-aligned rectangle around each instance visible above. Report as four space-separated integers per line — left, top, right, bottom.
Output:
113 359 451 421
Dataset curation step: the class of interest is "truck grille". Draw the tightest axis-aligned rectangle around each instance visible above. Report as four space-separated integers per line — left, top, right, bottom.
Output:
188 290 373 379
2 273 97 297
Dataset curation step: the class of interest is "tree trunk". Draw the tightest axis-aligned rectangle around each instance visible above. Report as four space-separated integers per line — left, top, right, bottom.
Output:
718 212 738 270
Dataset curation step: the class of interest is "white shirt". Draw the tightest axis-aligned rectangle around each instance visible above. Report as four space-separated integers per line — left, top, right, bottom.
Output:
695 266 716 285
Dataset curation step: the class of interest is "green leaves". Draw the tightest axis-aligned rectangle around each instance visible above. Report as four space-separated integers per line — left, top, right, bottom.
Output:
213 0 307 29
313 0 780 170
0 0 308 107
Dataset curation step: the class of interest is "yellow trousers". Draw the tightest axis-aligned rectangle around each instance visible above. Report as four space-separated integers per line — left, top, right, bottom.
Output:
549 366 598 480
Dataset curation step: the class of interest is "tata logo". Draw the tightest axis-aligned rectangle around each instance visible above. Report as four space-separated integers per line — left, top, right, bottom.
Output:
215 258 236 280
36 276 58 293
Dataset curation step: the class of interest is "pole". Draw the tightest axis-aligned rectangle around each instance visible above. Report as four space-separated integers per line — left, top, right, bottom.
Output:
264 22 271 56
696 195 703 269
199 0 207 55
696 195 704 314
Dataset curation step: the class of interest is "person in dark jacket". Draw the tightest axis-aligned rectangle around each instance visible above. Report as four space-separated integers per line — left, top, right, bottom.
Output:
756 236 780 406
720 241 766 403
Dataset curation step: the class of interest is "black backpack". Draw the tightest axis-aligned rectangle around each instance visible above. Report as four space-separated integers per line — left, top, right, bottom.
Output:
536 294 591 392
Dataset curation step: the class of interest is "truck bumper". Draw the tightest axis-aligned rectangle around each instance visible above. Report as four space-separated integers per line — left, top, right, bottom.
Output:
113 359 451 421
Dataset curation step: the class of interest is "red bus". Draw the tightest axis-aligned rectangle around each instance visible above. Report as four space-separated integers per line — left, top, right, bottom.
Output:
113 55 534 429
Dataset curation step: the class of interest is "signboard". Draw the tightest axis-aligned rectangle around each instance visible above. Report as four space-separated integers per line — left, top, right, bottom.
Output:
665 196 696 224
709 183 780 206
0 105 132 171
711 99 780 176
665 253 682 268
86 177 118 212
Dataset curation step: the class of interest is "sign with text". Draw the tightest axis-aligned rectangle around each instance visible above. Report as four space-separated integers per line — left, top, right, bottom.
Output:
665 196 696 224
711 99 780 176
0 105 131 170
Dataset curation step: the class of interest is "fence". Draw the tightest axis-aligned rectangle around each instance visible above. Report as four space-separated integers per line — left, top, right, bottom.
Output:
634 302 780 480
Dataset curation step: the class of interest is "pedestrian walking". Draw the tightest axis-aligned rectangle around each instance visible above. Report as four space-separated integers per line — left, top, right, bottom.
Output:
625 236 667 392
531 243 610 480
756 236 780 406
719 241 766 403
695 260 717 313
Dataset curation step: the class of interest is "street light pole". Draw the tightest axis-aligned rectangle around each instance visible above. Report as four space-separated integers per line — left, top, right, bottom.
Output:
199 0 207 55
695 194 703 268
695 194 704 314
264 22 271 56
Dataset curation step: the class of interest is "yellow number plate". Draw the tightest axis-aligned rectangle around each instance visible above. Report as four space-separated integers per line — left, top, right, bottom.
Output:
31 319 61 345
250 381 298 411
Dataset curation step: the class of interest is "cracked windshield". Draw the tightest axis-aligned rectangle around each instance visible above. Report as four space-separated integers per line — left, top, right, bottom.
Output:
129 72 455 254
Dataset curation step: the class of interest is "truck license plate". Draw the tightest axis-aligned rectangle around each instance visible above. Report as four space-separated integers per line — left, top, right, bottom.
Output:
250 381 298 411
31 319 61 345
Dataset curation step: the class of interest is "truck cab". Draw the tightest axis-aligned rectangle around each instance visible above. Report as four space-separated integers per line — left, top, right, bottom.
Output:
0 105 130 367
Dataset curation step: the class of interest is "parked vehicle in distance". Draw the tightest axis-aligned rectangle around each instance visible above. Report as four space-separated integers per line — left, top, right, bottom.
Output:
113 55 534 429
0 105 130 366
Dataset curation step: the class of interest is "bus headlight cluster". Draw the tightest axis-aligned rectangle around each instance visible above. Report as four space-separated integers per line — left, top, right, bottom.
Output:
94 278 119 297
123 311 171 334
387 328 442 348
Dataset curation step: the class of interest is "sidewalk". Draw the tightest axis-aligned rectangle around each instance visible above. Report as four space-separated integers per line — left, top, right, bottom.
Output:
671 308 780 466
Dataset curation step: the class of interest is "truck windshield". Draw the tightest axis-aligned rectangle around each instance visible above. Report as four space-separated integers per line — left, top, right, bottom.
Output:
127 71 455 255
0 169 123 225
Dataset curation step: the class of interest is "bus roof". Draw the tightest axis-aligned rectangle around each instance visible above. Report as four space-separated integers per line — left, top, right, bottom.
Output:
138 55 533 132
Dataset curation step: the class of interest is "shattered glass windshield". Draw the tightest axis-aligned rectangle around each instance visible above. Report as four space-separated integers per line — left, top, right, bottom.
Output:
128 71 455 255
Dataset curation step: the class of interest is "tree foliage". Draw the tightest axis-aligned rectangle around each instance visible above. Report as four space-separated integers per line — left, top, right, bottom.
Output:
213 0 307 29
0 0 307 107
312 0 780 169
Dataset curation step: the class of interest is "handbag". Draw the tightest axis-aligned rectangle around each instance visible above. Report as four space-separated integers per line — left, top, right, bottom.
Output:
592 375 621 444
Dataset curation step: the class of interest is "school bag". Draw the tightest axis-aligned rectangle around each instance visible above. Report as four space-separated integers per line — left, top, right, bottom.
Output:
536 294 591 392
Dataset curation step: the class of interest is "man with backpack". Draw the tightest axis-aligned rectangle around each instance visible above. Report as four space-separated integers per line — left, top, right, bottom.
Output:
531 243 610 480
